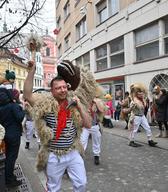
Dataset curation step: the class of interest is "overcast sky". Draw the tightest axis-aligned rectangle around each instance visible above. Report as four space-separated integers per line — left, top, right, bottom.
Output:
0 0 56 36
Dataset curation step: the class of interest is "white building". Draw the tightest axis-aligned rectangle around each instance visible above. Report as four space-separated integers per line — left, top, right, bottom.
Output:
56 0 168 101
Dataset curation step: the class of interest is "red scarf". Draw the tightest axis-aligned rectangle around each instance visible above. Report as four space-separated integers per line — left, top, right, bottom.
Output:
56 100 70 141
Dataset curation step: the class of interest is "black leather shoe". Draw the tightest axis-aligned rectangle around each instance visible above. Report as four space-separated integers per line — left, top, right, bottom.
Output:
129 141 142 147
148 140 157 147
94 156 100 165
6 179 22 188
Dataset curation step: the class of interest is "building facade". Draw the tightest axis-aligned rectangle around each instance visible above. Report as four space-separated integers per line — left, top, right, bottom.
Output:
41 34 57 88
56 0 168 101
0 48 27 91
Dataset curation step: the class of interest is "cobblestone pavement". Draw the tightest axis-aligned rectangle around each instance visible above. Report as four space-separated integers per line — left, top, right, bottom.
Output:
14 120 168 192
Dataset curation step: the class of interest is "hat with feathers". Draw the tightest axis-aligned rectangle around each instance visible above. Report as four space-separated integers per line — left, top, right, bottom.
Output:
57 60 80 91
130 83 147 98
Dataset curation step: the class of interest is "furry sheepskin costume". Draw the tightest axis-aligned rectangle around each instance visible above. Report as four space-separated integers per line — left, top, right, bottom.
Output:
29 66 104 171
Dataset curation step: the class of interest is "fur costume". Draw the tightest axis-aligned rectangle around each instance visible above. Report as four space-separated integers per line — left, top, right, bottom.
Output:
29 65 104 171
128 83 148 130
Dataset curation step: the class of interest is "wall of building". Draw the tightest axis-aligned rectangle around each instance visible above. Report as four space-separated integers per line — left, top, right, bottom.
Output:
56 0 168 101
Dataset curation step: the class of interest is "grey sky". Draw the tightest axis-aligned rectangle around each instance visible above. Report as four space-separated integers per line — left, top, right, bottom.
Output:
0 0 56 36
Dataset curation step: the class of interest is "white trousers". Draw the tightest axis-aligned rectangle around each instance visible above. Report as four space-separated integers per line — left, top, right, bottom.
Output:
129 115 152 141
80 125 101 156
46 150 87 192
25 121 34 141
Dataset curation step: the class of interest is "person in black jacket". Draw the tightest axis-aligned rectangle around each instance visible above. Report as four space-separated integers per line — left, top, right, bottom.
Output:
154 88 168 138
0 88 25 188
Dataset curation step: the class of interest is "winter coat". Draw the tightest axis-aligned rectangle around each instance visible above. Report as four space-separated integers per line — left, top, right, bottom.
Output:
155 94 168 122
0 88 25 139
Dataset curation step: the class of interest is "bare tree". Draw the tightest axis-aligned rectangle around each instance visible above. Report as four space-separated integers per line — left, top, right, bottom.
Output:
0 0 47 48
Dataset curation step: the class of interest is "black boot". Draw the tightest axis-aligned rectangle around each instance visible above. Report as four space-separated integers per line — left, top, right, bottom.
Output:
25 142 30 149
94 156 100 165
6 179 22 188
148 140 157 147
129 141 142 147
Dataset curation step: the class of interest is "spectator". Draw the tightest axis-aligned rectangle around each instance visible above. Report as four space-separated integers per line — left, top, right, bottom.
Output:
114 100 121 121
80 97 105 165
103 94 114 128
0 87 25 188
154 88 168 138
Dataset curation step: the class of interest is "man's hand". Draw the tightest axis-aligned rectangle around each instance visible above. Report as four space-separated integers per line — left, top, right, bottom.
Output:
27 60 36 71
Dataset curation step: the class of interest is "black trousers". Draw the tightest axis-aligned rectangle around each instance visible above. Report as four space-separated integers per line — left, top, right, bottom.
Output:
103 117 113 128
4 136 21 184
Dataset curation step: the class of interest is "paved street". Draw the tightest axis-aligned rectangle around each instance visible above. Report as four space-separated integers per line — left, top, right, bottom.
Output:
14 120 168 192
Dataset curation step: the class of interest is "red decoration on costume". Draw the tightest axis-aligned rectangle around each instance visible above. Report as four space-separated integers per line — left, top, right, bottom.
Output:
53 28 59 35
14 48 19 53
56 101 70 141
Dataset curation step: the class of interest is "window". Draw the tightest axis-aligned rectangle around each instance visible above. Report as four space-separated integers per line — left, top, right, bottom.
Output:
109 0 119 16
165 38 168 54
76 56 82 66
76 52 90 69
164 17 168 54
64 33 71 51
96 0 108 24
58 44 62 58
150 74 168 93
64 1 70 20
95 44 107 71
135 23 159 61
83 52 90 69
109 37 124 68
76 17 87 40
46 47 50 56
56 15 61 29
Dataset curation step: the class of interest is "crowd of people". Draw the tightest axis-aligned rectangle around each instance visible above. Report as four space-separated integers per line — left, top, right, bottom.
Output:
0 60 168 191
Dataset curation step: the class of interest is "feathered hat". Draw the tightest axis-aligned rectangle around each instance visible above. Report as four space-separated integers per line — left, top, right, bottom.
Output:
130 83 147 98
152 85 161 94
57 60 80 91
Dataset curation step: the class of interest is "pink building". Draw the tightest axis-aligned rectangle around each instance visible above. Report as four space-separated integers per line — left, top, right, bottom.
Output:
41 34 57 88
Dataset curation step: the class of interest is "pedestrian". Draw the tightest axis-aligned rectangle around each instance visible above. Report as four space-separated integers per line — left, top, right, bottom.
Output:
103 94 114 128
80 96 105 165
0 87 25 188
22 101 34 149
23 60 93 192
154 88 168 138
114 100 121 121
0 70 16 90
128 83 157 147
0 124 5 152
